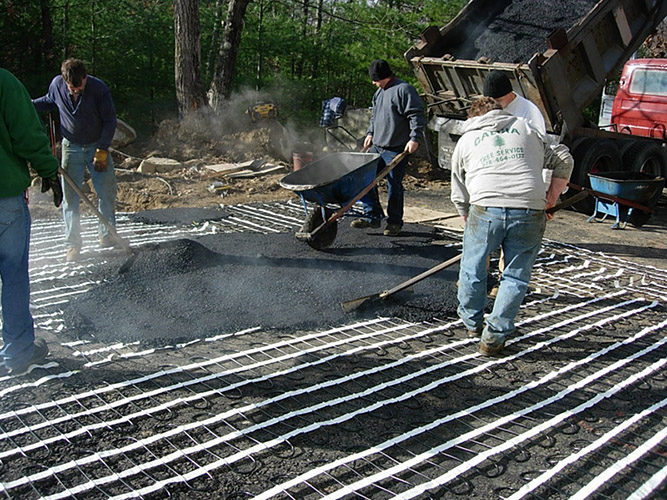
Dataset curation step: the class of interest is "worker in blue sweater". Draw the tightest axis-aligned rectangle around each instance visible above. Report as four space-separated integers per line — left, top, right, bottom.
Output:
33 59 118 262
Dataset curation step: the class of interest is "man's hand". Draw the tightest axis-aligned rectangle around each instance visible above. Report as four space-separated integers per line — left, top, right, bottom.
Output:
93 149 109 172
41 175 63 208
404 140 419 154
362 135 373 151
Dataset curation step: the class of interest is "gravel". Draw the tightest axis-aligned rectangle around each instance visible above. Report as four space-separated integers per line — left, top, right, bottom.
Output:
446 0 598 62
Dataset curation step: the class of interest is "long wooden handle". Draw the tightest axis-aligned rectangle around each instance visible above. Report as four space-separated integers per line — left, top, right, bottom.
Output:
379 253 462 299
567 182 655 213
58 166 133 253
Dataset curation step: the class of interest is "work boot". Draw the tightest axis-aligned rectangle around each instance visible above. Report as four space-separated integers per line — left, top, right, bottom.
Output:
66 247 80 262
467 328 482 338
6 338 49 376
383 223 402 236
479 341 505 356
99 234 127 249
350 219 380 229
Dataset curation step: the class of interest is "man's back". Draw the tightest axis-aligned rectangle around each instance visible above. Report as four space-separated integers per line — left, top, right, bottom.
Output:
450 109 549 214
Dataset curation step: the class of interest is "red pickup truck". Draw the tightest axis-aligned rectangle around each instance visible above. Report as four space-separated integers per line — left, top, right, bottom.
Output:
611 58 667 142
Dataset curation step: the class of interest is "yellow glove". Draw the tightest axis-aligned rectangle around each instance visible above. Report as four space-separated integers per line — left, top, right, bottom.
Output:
93 149 109 172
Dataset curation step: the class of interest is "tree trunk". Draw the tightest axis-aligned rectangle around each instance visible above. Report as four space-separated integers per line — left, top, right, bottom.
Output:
205 0 224 82
62 0 70 59
174 0 207 117
255 0 265 91
311 0 323 78
39 0 55 66
295 0 309 79
208 0 252 110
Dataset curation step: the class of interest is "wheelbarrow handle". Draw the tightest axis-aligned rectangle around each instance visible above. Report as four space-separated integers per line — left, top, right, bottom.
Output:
567 182 655 213
307 150 410 238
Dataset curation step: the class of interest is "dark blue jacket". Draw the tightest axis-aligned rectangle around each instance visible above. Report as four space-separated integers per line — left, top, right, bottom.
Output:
33 75 117 150
367 77 425 150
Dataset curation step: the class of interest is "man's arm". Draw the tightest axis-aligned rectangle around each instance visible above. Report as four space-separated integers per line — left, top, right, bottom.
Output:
95 87 117 151
32 78 59 114
544 142 574 219
4 72 58 180
403 85 426 145
450 142 470 221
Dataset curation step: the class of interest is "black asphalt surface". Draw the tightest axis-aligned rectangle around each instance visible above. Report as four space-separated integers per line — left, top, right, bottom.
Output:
129 207 229 225
62 223 464 345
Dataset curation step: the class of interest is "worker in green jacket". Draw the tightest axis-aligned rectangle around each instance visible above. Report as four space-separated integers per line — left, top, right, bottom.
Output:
0 67 62 376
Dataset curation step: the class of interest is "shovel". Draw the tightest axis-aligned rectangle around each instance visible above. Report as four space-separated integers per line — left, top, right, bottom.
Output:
340 192 588 313
206 159 267 178
47 113 137 273
58 167 138 273
341 253 462 313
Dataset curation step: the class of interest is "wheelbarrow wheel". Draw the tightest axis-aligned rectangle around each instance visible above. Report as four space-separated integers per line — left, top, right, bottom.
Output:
628 209 652 228
628 182 662 228
302 207 337 250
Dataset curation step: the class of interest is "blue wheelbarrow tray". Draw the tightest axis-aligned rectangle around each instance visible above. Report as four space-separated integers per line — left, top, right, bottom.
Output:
280 152 381 207
587 171 665 229
279 152 382 249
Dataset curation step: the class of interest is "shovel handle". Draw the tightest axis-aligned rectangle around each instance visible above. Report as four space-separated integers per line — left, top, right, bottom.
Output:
379 253 462 299
58 166 132 254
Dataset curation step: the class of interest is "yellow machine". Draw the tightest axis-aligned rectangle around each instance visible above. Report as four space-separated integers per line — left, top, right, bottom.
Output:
248 102 278 122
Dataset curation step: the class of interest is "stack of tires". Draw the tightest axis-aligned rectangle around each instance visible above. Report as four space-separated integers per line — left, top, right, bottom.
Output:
561 136 666 227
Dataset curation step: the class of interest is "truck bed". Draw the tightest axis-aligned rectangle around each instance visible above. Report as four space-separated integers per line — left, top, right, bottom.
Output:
437 0 598 63
406 0 667 137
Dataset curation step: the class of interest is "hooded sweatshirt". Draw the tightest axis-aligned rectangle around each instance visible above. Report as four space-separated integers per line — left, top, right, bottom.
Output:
450 109 572 217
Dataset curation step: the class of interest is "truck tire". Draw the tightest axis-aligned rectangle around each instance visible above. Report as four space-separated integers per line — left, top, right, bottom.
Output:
617 138 636 159
564 138 621 214
622 142 666 177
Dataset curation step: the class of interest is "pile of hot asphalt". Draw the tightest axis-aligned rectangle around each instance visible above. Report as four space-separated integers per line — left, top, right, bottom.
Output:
451 0 598 63
62 220 464 346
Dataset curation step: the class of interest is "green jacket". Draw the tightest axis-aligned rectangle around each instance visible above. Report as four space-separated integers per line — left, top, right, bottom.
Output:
0 68 58 198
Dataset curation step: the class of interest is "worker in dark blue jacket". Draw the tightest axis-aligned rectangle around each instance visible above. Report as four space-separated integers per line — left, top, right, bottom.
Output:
352 59 426 236
33 59 118 261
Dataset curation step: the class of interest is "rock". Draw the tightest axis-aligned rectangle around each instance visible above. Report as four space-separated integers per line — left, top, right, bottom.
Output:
138 157 182 174
112 119 137 148
183 159 204 169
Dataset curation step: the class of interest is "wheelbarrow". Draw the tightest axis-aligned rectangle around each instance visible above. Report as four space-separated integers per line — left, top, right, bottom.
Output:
582 171 665 229
280 151 408 249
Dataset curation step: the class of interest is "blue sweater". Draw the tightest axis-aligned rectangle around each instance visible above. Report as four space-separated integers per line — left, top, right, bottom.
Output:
33 75 117 150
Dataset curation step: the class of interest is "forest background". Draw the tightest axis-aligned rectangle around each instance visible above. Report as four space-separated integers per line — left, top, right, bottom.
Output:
0 0 466 136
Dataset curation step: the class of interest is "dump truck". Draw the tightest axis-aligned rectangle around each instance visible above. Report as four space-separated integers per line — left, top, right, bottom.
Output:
405 0 667 213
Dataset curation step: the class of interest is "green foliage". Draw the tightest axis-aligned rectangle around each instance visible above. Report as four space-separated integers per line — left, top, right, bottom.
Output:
1 0 465 135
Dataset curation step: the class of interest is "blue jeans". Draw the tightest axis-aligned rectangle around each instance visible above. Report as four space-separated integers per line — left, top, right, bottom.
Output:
457 205 546 347
359 147 408 226
61 138 117 249
0 194 36 369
